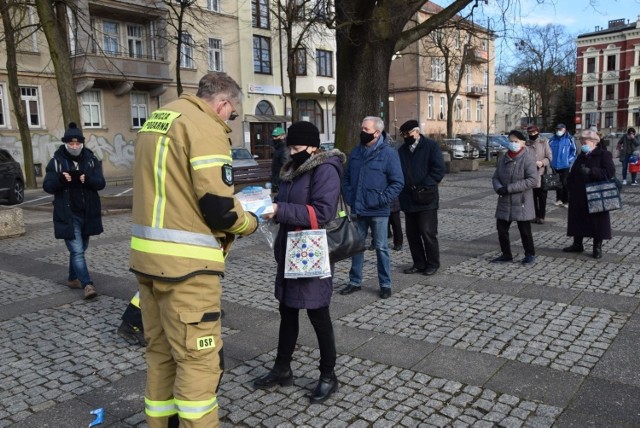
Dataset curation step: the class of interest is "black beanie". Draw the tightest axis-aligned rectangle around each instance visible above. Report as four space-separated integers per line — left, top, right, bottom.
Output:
399 120 419 133
285 121 320 147
62 122 85 143
508 130 526 142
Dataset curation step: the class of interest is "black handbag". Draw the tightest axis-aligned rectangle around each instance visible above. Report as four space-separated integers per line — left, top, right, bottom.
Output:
324 193 365 263
411 185 438 205
541 167 562 191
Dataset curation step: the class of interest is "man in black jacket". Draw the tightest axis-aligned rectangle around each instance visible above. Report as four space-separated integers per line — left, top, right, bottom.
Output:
270 127 288 193
397 120 446 276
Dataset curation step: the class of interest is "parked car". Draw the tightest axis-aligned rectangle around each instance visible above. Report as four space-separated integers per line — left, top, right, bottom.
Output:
320 141 334 151
231 148 259 168
442 138 479 159
0 148 25 205
461 134 502 158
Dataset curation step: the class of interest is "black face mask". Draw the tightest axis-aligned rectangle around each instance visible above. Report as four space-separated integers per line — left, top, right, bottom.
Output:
403 136 416 144
360 131 375 145
529 134 539 141
290 150 311 167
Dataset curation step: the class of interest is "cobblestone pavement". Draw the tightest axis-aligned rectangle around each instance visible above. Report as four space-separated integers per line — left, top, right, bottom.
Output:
1 163 640 427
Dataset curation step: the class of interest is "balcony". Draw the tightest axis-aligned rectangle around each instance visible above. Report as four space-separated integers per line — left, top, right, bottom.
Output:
601 99 617 108
601 70 620 81
582 72 598 82
71 50 171 94
467 86 486 97
581 100 597 110
465 48 488 64
629 96 640 105
631 66 640 76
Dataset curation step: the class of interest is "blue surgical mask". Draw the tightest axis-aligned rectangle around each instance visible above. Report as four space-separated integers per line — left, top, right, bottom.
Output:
581 145 592 153
508 142 521 152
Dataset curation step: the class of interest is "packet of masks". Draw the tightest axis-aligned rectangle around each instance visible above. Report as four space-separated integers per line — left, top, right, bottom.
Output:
234 186 274 216
258 218 279 249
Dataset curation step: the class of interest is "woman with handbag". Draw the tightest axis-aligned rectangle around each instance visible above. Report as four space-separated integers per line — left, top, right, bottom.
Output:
563 129 616 259
525 125 552 224
254 121 346 404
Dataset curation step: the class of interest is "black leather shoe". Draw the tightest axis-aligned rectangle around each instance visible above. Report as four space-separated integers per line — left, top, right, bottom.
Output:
403 266 425 274
424 267 438 276
562 244 584 253
253 367 294 389
309 374 338 404
339 285 361 295
593 247 603 259
393 245 403 251
491 255 513 263
379 288 391 299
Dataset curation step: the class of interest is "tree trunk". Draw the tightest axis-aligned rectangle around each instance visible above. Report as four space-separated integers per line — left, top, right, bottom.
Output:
35 0 80 126
1 0 36 188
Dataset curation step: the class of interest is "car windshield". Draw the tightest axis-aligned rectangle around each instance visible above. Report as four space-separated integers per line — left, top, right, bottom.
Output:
232 149 253 160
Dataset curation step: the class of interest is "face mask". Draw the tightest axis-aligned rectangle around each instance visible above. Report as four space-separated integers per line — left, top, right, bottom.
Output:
508 142 521 152
556 130 565 137
581 145 592 153
290 149 311 167
403 136 416 144
359 131 375 145
529 134 539 141
65 144 83 157
228 111 238 121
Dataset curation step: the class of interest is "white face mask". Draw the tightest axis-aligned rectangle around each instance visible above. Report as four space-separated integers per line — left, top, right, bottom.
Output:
65 143 83 157
556 130 565 137
508 142 521 152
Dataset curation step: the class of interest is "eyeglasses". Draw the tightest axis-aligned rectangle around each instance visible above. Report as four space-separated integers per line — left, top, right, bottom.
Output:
223 99 239 121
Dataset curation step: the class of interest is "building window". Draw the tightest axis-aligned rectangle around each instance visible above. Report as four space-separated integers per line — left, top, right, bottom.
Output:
585 112 597 128
431 58 445 81
585 86 595 102
208 38 223 71
253 35 272 74
466 99 471 121
252 0 269 29
605 84 615 100
20 86 41 128
297 99 323 132
586 57 596 73
483 69 488 88
180 32 194 69
0 84 7 127
439 96 446 119
427 95 434 119
103 21 119 55
604 112 614 128
127 24 143 58
17 6 38 52
207 0 220 12
476 100 482 121
294 48 307 75
455 100 462 120
316 50 333 77
465 65 471 91
81 90 102 128
256 100 274 115
131 92 148 128
607 55 616 71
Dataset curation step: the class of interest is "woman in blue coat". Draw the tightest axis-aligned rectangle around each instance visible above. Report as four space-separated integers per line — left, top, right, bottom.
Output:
253 121 345 404
43 123 105 299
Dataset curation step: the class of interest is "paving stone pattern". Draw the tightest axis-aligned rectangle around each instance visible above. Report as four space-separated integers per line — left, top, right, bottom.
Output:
0 271 63 306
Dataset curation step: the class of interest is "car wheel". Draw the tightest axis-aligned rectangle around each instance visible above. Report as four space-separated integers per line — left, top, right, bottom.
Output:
8 179 24 205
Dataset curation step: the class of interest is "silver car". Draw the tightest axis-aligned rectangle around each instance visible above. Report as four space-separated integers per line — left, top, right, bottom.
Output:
231 148 259 168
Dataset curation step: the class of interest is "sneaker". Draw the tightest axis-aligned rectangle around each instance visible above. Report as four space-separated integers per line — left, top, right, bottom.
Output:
622 179 627 185
117 322 147 346
522 255 536 265
554 200 563 206
632 181 639 186
83 284 97 300
67 279 82 289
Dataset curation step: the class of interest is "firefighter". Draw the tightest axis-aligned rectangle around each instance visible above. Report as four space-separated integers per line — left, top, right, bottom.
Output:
129 72 258 427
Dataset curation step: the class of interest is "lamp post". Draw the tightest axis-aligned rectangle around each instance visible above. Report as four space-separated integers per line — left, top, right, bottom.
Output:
485 18 492 161
318 84 335 141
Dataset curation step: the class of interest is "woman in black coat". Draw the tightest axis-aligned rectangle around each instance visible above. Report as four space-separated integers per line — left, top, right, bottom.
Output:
253 121 345 404
563 129 616 258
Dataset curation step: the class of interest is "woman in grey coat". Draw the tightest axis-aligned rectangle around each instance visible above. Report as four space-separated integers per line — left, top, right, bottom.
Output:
491 130 538 264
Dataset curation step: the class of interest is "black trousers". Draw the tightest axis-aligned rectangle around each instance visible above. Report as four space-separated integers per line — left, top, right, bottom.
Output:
275 303 336 378
405 209 439 270
496 219 535 258
532 187 548 219
388 210 403 247
554 168 570 203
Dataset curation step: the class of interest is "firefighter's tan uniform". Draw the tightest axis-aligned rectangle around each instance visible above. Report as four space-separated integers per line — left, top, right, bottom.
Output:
130 93 257 427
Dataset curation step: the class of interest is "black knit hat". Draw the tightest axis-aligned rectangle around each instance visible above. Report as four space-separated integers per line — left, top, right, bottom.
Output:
508 130 526 141
399 120 419 133
62 122 85 143
286 121 320 147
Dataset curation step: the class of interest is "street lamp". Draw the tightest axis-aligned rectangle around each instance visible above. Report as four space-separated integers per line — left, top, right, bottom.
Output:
318 84 335 141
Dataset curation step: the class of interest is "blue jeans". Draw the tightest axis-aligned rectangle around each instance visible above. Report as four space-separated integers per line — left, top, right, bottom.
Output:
621 155 638 182
349 216 392 289
65 213 92 287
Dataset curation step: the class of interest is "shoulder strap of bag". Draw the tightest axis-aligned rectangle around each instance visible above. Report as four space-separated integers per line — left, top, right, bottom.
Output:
306 205 318 229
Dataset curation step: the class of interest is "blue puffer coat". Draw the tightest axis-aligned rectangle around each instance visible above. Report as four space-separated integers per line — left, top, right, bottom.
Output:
43 145 105 239
342 132 404 217
273 149 346 309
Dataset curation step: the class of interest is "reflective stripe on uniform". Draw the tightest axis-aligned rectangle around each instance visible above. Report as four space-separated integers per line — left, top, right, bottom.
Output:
132 224 221 248
190 155 232 171
130 291 140 308
174 396 218 420
131 236 225 262
145 397 177 417
152 135 171 228
227 213 251 234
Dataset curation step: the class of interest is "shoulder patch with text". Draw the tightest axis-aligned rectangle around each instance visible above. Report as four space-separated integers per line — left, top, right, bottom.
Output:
139 110 182 134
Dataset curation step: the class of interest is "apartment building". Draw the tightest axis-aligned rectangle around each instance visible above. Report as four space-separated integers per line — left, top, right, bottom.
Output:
493 85 532 134
576 17 640 132
388 3 494 140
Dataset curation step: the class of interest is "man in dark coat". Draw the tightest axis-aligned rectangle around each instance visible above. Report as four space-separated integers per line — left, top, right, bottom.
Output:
397 120 445 276
43 122 105 299
563 129 616 258
270 127 288 192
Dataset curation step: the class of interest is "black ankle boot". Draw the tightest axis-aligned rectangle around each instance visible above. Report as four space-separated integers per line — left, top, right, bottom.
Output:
253 366 293 389
309 373 338 403
593 240 603 259
562 237 584 253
